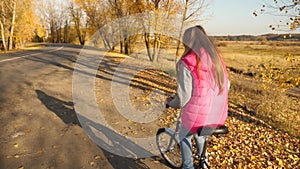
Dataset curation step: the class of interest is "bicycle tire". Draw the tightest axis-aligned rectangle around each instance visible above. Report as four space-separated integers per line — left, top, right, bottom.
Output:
156 128 182 169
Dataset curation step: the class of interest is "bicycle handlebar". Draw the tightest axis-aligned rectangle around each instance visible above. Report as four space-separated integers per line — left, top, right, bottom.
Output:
166 94 175 108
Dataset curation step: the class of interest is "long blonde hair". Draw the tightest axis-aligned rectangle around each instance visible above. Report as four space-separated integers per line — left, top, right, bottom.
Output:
182 25 225 92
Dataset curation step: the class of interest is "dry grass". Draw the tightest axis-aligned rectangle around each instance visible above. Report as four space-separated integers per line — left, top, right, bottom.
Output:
220 41 300 137
0 43 45 54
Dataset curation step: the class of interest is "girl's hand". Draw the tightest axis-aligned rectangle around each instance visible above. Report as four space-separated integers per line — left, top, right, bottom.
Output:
165 98 172 108
166 97 173 105
165 94 175 108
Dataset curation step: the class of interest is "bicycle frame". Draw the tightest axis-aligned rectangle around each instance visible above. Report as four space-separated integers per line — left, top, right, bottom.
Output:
158 113 227 169
161 116 182 150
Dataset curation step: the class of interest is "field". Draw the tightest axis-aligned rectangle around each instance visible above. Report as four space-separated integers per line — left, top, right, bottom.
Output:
118 40 299 168
218 41 300 138
129 40 300 138
114 40 298 168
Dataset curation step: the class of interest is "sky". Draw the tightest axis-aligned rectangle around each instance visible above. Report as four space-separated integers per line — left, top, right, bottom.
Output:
203 0 297 36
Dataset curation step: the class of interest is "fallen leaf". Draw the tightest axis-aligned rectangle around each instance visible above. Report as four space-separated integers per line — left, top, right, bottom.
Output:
94 155 101 160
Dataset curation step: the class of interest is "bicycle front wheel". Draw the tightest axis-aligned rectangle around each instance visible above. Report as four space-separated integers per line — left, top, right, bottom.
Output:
156 128 182 169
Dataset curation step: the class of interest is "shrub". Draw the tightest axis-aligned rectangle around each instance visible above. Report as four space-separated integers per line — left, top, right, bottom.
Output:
217 42 228 47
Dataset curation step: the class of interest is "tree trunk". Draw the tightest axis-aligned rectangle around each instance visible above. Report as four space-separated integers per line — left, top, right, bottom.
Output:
143 32 152 61
0 20 7 52
74 17 84 45
100 31 111 49
119 40 123 53
50 19 55 43
152 35 161 62
175 0 189 58
81 22 87 45
124 38 129 55
8 0 16 50
56 27 61 43
151 0 161 62
64 20 68 43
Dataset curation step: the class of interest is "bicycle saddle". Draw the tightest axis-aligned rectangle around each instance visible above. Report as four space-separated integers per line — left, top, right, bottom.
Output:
197 125 229 136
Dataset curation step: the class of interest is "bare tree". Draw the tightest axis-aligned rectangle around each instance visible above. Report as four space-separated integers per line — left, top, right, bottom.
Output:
35 0 48 42
254 0 300 31
35 0 56 42
151 0 161 62
105 0 144 54
175 0 210 57
141 0 182 62
35 0 71 43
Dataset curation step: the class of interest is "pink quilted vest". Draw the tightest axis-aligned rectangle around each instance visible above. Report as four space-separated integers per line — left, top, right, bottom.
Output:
181 48 229 134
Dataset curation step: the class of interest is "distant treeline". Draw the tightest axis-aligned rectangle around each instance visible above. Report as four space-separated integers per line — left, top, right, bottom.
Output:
211 34 300 41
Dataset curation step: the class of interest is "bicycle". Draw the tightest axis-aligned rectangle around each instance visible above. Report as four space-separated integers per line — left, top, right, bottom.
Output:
156 105 229 169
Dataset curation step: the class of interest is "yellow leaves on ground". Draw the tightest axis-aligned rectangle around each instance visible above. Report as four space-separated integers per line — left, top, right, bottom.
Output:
89 161 95 166
213 145 218 151
203 115 300 168
131 69 176 94
14 154 20 159
13 143 19 148
130 68 177 114
128 67 300 168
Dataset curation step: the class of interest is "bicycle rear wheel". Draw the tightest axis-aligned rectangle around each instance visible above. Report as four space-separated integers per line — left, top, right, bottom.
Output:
156 128 182 169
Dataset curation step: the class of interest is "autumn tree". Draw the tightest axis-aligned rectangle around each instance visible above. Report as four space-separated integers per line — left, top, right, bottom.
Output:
8 0 16 50
0 0 38 51
74 0 113 48
34 1 48 42
0 0 17 51
77 0 151 55
141 0 182 62
35 0 71 43
36 0 57 42
138 0 210 62
14 0 38 47
254 0 300 31
69 0 89 45
175 0 210 57
0 1 8 51
105 0 145 54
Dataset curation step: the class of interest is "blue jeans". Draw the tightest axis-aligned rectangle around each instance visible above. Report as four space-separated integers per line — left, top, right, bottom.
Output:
179 125 206 169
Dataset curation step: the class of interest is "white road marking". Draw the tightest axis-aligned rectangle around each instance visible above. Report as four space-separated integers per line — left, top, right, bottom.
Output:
0 46 64 63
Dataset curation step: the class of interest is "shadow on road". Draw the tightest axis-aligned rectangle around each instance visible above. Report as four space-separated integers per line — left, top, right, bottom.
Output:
36 90 80 125
35 89 156 169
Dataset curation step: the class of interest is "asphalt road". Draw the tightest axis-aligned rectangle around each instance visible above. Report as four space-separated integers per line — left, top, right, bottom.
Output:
0 44 167 169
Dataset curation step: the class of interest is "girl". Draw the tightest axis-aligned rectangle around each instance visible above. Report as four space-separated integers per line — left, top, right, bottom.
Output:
166 25 229 169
